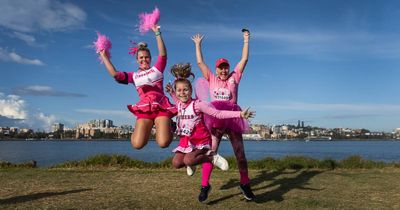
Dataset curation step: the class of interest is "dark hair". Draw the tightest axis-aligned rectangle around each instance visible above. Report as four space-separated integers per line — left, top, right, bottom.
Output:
170 63 195 91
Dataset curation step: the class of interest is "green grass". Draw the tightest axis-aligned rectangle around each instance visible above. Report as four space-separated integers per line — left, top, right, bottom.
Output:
1 167 400 209
1 155 399 209
47 154 400 170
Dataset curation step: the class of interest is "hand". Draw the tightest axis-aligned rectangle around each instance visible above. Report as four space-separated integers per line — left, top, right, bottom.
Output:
151 24 161 33
98 49 108 59
191 34 204 45
165 83 174 94
240 107 255 119
242 28 250 42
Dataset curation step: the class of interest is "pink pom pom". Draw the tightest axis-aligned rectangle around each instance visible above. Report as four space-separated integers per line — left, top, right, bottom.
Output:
93 31 112 63
138 7 160 34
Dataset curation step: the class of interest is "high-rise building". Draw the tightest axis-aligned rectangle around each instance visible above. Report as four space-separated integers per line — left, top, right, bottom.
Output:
52 123 64 132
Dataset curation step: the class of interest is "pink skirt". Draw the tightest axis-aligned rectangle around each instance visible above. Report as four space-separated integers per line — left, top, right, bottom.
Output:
172 122 211 153
204 101 250 134
127 93 177 118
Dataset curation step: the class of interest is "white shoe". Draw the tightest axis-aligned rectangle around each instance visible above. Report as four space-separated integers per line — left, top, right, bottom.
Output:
212 154 229 171
187 165 196 176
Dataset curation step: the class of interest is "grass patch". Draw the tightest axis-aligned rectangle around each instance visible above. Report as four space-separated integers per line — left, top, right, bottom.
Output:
2 154 399 170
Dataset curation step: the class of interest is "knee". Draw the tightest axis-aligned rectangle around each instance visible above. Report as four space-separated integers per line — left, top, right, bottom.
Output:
131 137 146 150
157 140 170 148
172 158 184 169
183 158 194 166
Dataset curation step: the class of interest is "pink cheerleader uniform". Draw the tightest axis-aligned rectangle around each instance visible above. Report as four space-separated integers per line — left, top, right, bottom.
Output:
205 65 249 133
113 55 176 119
172 99 242 153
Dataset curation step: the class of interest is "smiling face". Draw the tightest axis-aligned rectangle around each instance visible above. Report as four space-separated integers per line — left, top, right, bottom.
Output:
136 50 151 70
216 63 230 80
175 81 192 103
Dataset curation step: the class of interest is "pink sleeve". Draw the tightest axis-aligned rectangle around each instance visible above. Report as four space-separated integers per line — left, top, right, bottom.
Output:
114 72 133 84
195 100 241 119
154 55 167 73
206 67 215 82
233 65 243 83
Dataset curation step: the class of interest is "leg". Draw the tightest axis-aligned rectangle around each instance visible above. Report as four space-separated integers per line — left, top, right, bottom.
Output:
227 130 250 184
183 149 212 166
172 152 186 169
211 128 224 152
130 118 154 149
154 116 173 148
227 129 255 200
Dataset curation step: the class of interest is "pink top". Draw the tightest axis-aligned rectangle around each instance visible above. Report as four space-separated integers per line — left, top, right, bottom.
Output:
205 64 242 104
114 55 167 97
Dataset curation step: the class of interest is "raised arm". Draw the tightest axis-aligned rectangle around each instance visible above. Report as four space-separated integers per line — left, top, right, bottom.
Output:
165 83 179 104
191 34 210 80
152 25 166 57
99 50 118 77
236 29 250 74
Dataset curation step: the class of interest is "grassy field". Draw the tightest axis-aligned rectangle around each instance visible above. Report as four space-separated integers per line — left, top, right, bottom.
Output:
1 167 400 209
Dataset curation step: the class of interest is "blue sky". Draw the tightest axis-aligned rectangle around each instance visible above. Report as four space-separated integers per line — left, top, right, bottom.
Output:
1 0 400 132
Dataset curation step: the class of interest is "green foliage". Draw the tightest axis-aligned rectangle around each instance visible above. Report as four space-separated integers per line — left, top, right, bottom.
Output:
339 155 386 169
3 154 400 170
0 160 37 168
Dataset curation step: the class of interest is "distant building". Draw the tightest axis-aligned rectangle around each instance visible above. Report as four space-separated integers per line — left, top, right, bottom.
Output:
52 123 64 132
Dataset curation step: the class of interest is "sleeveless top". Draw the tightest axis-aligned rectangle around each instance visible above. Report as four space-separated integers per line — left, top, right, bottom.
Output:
176 100 201 137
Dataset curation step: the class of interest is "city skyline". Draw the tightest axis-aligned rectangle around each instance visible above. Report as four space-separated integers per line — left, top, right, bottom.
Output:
1 0 400 132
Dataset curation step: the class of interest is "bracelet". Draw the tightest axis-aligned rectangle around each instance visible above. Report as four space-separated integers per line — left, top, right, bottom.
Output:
244 41 249 43
155 31 161 36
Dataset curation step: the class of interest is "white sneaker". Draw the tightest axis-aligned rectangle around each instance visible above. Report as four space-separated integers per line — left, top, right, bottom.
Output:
212 154 229 171
187 165 196 176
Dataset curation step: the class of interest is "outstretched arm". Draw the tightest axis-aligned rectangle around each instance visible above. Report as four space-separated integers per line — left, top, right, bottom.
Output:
191 34 210 80
196 101 255 119
236 29 250 74
99 50 118 77
152 25 166 57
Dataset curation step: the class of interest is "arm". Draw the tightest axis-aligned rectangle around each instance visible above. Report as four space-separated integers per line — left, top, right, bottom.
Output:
235 29 250 74
99 50 118 77
152 25 166 57
165 83 179 104
196 101 241 119
191 34 210 80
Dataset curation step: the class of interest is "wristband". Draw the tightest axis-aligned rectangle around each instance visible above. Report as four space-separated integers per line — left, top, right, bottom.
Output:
155 31 161 36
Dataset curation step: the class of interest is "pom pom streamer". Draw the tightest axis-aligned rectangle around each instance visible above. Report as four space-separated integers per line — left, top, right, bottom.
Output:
93 32 112 63
138 7 160 34
195 78 210 101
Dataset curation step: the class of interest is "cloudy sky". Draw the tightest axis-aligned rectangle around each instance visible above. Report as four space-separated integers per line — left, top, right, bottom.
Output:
1 0 400 131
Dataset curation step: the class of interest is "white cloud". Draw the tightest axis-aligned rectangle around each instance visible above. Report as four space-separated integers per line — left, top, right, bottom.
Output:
33 112 57 131
0 47 45 66
12 31 37 45
0 93 27 119
0 0 86 33
0 92 58 131
12 85 86 97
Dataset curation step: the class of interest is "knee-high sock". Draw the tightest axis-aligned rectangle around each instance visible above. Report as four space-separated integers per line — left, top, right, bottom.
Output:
229 131 250 185
201 162 213 187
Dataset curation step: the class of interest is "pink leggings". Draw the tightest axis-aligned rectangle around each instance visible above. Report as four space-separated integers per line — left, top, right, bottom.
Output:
172 149 214 187
211 129 250 185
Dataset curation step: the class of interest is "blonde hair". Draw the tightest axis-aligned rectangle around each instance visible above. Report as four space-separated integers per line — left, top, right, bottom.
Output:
130 42 151 59
170 63 195 91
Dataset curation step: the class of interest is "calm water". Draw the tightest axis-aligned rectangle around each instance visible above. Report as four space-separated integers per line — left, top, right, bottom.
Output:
1 140 400 167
